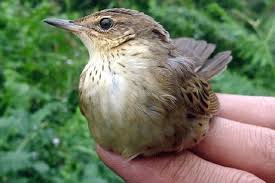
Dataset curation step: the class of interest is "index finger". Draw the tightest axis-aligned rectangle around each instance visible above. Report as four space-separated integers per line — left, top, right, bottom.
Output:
96 146 264 183
217 94 275 129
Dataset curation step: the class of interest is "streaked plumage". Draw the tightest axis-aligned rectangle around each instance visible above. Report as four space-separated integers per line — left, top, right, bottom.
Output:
45 8 232 158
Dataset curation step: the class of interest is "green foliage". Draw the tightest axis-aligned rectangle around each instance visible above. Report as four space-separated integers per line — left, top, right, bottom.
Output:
0 0 274 183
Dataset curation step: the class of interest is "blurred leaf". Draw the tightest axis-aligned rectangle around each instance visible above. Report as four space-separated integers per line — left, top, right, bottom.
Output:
33 161 50 175
0 151 32 174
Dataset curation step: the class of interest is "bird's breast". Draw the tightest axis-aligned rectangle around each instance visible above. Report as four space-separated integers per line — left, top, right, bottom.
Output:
79 60 129 124
78 52 177 157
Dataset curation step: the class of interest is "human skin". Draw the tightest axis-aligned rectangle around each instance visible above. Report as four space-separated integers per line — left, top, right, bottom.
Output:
96 94 275 183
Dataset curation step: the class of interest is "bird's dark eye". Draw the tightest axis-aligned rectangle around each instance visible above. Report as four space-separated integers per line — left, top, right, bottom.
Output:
99 18 113 30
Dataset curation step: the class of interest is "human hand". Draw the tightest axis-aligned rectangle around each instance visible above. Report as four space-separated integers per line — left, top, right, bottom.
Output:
96 94 275 183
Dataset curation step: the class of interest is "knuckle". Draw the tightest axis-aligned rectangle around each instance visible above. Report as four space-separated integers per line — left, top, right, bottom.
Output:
171 155 198 182
167 154 205 183
159 154 189 182
260 129 275 166
259 97 275 114
231 171 265 183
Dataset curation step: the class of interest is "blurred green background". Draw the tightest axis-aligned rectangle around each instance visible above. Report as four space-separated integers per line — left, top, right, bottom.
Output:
0 0 274 182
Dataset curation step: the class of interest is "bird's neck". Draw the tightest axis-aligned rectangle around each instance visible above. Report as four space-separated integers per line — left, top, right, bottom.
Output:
79 38 171 91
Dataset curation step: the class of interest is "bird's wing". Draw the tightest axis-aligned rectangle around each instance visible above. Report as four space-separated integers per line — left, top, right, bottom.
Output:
173 37 232 80
159 56 219 116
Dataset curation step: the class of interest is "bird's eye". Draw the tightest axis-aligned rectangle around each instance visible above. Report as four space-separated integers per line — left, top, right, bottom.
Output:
99 18 113 30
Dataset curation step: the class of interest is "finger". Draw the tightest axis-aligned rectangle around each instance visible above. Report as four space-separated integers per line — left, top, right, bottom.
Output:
193 117 275 182
97 146 265 183
217 94 275 129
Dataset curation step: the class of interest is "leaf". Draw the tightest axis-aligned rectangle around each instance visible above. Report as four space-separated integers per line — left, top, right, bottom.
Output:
30 102 62 124
82 163 108 183
33 161 50 175
0 151 32 174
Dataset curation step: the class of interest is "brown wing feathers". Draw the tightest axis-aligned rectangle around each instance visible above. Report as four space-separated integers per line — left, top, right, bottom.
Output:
181 78 219 116
165 58 219 117
171 37 228 116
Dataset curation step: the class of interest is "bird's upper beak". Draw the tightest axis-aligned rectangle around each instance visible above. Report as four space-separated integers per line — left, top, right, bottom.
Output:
44 18 84 33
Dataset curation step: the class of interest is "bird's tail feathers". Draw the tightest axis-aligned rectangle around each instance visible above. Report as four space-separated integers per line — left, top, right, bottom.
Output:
173 37 232 80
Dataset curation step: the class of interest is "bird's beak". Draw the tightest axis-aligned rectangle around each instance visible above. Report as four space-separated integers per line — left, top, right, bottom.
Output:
44 18 84 33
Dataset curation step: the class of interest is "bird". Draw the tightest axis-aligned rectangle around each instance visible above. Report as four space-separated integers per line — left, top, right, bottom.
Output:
44 8 232 159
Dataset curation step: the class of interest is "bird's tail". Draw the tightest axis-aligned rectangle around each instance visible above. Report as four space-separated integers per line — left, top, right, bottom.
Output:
173 37 232 80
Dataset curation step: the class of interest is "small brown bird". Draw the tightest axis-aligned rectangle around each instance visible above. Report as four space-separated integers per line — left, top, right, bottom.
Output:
44 8 232 159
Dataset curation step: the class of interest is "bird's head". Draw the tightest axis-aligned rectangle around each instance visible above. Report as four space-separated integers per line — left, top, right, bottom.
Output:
44 8 171 57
